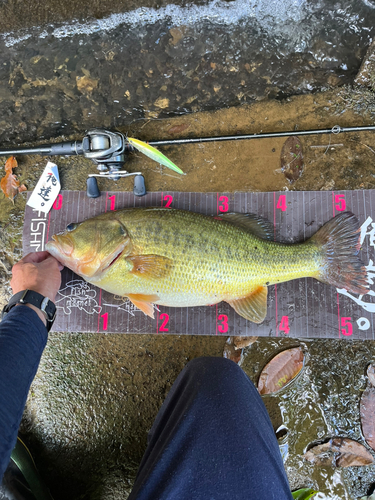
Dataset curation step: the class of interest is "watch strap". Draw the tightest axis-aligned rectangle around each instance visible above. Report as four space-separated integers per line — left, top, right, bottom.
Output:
1 290 56 332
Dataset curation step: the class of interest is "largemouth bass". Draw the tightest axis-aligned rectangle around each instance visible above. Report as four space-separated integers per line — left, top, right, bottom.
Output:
46 208 368 323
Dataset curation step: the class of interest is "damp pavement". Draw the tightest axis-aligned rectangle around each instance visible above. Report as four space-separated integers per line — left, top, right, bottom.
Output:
1 0 375 498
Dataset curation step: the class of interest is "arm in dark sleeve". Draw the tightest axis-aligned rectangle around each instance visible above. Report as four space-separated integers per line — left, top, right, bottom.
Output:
0 305 48 480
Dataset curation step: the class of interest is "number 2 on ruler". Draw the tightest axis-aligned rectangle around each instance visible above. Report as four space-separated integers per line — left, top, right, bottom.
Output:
159 313 169 332
163 195 173 208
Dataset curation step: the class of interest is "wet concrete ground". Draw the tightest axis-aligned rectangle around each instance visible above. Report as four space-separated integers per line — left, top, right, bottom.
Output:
1 0 375 499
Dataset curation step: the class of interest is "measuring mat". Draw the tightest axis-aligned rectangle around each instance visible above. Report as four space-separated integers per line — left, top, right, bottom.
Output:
23 190 375 339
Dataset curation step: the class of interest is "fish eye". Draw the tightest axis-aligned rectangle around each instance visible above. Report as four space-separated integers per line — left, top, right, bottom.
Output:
66 222 78 232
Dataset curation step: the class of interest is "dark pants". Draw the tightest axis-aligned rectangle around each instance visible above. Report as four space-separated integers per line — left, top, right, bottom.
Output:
129 357 293 500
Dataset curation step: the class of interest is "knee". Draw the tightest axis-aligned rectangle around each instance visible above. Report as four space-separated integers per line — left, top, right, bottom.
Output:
183 356 248 390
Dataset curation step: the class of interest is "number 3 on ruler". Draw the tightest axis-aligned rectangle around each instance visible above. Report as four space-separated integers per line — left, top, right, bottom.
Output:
218 196 229 212
217 314 228 333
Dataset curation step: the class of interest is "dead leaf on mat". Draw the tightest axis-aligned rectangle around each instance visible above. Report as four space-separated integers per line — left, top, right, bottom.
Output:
304 438 374 467
280 136 304 183
360 364 375 452
367 363 375 387
223 337 242 364
258 347 304 395
0 156 26 203
233 336 258 350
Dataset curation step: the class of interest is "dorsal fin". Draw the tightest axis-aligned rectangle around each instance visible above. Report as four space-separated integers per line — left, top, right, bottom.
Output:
219 213 274 240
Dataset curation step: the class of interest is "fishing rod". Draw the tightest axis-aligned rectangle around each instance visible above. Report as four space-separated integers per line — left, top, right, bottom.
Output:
149 124 375 146
0 125 374 198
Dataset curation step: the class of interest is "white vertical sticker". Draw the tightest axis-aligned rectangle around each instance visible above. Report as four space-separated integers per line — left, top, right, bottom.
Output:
26 162 61 213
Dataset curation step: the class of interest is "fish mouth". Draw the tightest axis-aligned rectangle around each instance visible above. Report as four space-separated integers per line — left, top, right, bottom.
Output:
46 234 74 259
99 245 125 273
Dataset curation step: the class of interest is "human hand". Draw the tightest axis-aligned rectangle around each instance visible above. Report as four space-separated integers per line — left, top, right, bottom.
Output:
10 251 64 302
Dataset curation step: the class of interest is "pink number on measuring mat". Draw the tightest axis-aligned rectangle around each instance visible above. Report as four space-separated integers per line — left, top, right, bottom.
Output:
108 195 116 211
278 316 290 334
53 194 63 210
217 314 228 333
163 195 173 208
276 195 287 212
334 194 346 211
101 312 108 331
159 313 169 332
341 317 352 336
218 196 229 213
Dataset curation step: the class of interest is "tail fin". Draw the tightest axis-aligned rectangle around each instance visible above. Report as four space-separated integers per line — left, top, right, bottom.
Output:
311 212 369 294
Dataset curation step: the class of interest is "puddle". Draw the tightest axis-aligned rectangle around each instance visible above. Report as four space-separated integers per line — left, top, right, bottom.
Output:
241 338 375 498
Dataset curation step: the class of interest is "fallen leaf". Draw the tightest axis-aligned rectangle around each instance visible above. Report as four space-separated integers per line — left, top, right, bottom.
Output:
233 336 258 350
167 123 190 135
304 438 374 467
280 136 304 183
367 364 375 387
0 157 26 203
223 337 242 364
360 365 375 451
258 347 304 395
360 491 375 500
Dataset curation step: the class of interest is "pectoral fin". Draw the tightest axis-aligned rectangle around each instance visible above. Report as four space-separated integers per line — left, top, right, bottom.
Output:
127 255 173 279
227 286 268 323
127 293 160 318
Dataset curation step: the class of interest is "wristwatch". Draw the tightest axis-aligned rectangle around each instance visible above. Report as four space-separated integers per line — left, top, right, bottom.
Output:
1 290 57 332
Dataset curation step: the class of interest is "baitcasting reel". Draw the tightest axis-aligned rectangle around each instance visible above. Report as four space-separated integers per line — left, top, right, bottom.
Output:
0 129 146 198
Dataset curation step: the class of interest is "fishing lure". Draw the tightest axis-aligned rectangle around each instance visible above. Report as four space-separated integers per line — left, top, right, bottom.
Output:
127 137 184 175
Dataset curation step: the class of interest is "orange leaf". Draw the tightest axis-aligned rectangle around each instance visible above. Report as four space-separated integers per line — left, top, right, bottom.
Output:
304 438 373 467
257 347 304 394
223 337 242 364
0 156 23 203
360 364 375 451
4 156 17 173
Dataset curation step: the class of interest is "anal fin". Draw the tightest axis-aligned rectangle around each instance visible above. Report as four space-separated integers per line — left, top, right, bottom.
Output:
127 293 160 318
227 286 268 323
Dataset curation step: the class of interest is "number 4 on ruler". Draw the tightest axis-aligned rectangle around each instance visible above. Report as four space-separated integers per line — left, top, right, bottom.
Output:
276 195 287 212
